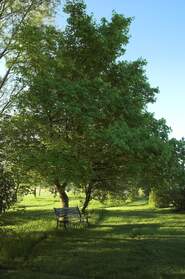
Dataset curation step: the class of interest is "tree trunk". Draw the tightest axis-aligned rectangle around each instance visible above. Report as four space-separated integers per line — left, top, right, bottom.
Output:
82 183 93 213
38 187 41 196
33 187 37 198
55 179 69 208
0 200 3 215
53 186 58 198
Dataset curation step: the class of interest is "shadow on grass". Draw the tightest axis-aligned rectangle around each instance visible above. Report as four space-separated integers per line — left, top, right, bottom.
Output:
25 228 185 279
91 207 157 227
1 207 185 278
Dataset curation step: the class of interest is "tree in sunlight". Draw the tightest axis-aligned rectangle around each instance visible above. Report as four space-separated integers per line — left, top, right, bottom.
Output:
2 0 172 209
0 0 59 115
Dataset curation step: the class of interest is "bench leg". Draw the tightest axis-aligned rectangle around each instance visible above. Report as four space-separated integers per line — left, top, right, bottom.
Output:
64 221 68 230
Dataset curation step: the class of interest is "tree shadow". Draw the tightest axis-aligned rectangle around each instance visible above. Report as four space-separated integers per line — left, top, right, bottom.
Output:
1 207 185 278
91 207 157 226
26 226 185 279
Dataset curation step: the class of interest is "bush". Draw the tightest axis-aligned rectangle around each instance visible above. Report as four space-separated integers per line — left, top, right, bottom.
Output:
149 186 185 210
170 187 185 210
0 166 16 214
149 189 170 208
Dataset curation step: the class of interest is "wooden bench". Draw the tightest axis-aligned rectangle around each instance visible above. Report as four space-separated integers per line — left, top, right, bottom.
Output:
54 207 88 229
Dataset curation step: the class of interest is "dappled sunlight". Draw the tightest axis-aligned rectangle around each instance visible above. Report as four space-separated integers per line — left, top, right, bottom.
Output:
1 194 185 278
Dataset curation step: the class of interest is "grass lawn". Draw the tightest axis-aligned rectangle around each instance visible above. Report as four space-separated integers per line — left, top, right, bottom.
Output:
1 191 185 279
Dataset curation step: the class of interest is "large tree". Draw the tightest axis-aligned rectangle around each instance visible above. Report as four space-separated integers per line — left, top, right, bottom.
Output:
2 0 170 208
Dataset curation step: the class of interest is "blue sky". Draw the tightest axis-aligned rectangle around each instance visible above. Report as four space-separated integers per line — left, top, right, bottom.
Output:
56 0 185 139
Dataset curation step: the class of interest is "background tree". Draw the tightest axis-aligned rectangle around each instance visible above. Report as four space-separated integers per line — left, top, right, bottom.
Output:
151 138 185 209
0 0 59 114
81 114 172 211
0 165 16 214
0 0 60 212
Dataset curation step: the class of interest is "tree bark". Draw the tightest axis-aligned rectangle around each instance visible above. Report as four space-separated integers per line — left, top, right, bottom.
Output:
33 187 37 198
55 179 69 208
38 187 41 196
82 183 93 213
0 200 3 215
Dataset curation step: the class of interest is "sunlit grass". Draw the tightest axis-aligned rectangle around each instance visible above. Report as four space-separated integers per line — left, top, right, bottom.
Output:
1 191 185 278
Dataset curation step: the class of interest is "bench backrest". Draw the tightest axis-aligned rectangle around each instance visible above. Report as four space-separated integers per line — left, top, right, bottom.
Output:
54 207 81 218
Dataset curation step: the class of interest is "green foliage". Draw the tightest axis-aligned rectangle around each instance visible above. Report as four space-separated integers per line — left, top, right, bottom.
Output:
1 0 177 211
0 0 60 114
148 138 185 210
148 190 169 208
0 166 16 213
151 187 185 209
2 0 169 202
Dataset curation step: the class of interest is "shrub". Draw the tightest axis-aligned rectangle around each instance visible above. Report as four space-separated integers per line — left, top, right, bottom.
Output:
149 189 170 208
0 166 16 214
149 186 185 210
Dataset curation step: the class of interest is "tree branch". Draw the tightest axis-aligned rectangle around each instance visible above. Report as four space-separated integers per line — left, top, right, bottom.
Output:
0 0 35 60
0 84 25 115
0 66 12 92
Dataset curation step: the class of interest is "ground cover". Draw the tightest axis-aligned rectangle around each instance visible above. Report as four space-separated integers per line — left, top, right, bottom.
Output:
0 192 185 278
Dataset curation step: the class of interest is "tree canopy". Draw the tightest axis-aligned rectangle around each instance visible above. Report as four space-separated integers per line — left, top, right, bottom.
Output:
0 0 59 114
1 0 182 210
